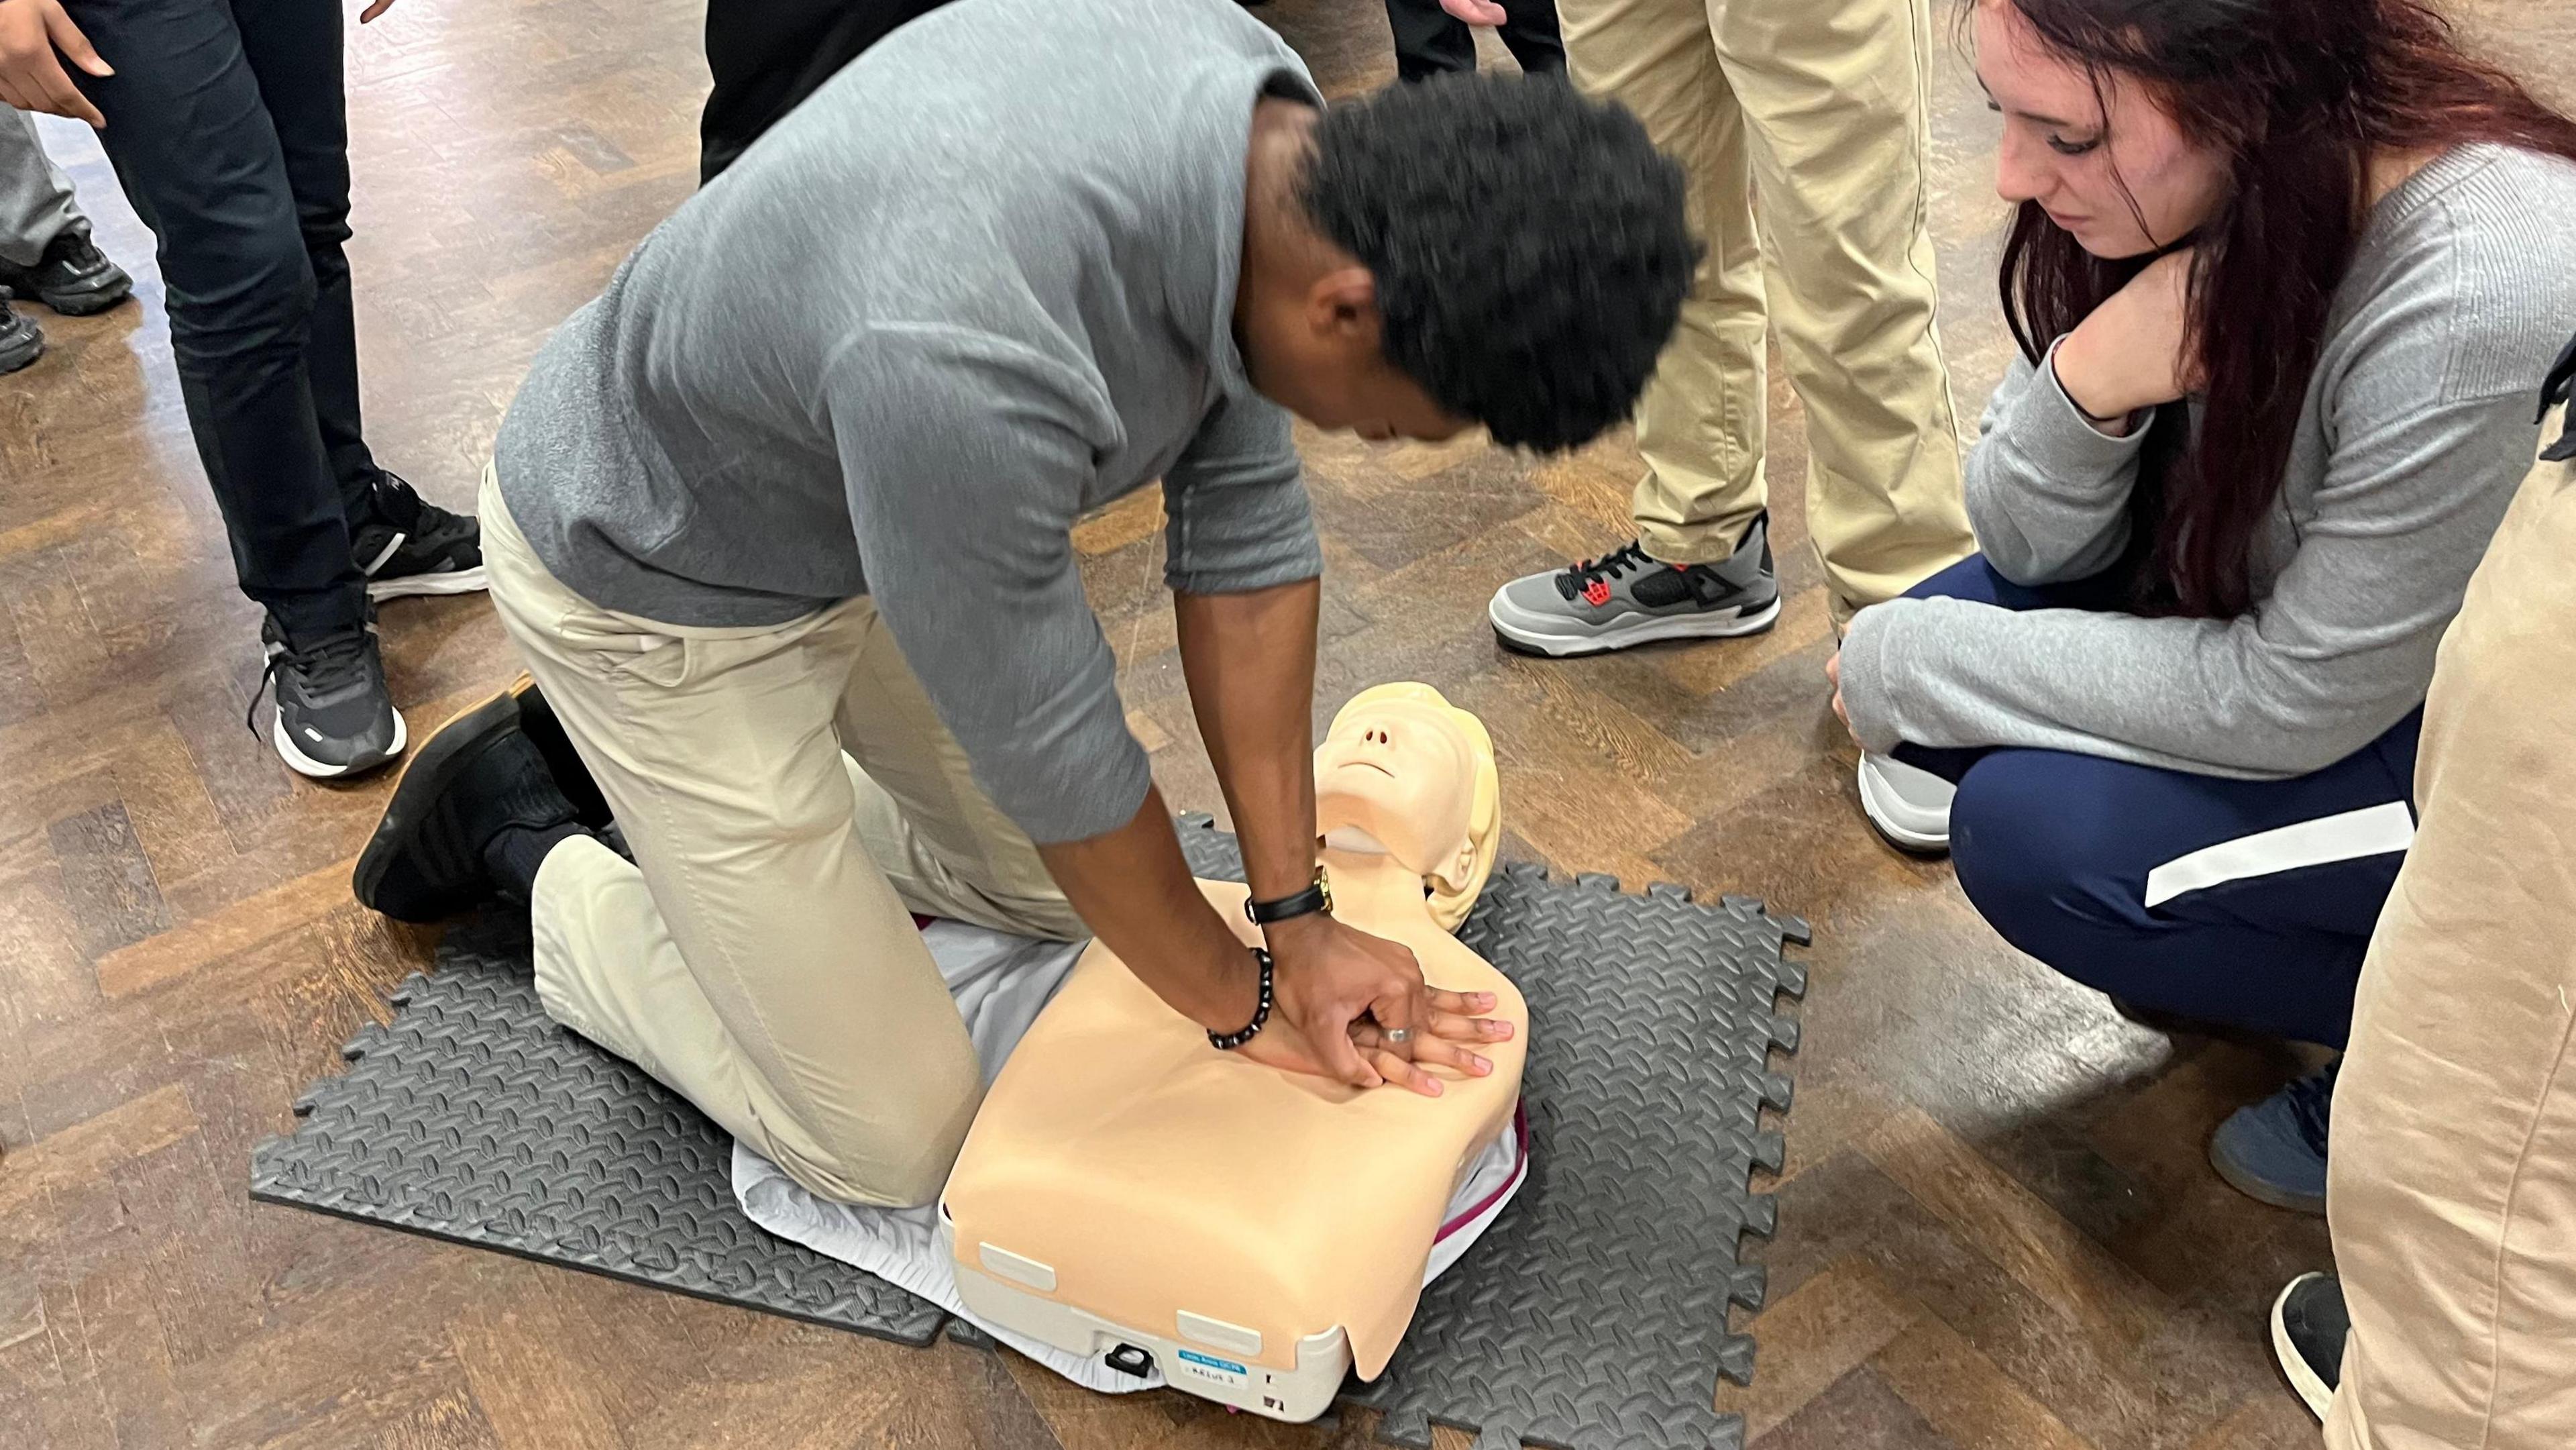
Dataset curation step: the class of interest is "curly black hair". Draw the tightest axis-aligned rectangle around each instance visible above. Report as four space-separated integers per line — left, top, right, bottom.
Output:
1298 73 1697 454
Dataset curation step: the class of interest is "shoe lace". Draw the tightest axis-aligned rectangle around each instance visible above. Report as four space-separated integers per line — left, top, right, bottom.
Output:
1554 541 1656 601
246 627 375 734
2284 1059 2340 1155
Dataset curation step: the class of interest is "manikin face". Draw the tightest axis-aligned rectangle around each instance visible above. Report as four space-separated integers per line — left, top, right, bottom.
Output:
1973 0 2231 259
1313 685 1493 915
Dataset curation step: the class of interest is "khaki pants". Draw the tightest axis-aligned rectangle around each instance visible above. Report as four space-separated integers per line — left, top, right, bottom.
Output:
2326 417 2576 1449
479 471 1084 1208
1560 0 1974 619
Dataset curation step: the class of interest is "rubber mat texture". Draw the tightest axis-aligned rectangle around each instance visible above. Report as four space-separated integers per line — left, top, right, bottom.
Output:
254 817 1806 1450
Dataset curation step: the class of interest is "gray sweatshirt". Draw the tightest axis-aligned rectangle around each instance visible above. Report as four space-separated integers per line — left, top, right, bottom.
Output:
492 0 1324 844
1841 144 2576 779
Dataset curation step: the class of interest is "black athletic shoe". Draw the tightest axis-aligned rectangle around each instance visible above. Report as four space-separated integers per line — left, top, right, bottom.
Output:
0 300 42 374
0 233 131 317
352 472 488 602
253 613 406 779
353 689 581 921
2270 1272 2347 1422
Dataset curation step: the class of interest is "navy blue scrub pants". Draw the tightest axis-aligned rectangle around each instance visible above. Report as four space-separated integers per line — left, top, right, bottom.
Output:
1893 556 2420 1048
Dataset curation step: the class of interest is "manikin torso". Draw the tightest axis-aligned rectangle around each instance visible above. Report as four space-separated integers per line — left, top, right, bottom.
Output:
941 686 1529 1380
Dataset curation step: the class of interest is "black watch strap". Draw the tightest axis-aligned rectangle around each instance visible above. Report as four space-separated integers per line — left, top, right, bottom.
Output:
1246 865 1334 926
1208 948 1274 1051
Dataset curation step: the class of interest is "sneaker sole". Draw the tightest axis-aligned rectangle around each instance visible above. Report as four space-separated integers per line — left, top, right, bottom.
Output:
367 563 490 601
32 280 133 317
0 330 42 374
2270 1276 2336 1422
1856 756 1951 856
272 705 409 780
352 688 526 920
2210 1131 2330 1216
1487 592 1781 658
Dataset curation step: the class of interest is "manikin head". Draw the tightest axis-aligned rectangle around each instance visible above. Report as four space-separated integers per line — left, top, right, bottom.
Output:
1313 683 1500 933
1235 74 1697 451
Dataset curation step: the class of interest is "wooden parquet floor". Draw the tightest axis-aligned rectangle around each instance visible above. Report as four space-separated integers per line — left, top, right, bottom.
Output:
3 2 2568 1447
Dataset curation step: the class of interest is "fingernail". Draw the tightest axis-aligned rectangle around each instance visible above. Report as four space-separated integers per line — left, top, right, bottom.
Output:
1423 1078 1443 1096
1471 1057 1491 1074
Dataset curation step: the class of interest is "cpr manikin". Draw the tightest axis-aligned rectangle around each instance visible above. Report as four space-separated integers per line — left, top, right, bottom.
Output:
939 684 1530 1420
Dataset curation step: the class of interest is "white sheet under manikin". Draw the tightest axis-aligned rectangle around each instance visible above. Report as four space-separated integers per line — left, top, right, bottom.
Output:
731 919 1523 1394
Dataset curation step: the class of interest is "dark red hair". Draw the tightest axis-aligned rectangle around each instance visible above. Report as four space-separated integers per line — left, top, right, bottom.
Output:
1990 0 2576 616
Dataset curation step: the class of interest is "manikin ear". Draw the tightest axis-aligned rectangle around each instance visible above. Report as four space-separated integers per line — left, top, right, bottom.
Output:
1302 266 1382 354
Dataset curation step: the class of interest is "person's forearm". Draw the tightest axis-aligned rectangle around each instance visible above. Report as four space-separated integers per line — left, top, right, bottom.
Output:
1036 783 1258 1031
1173 579 1322 903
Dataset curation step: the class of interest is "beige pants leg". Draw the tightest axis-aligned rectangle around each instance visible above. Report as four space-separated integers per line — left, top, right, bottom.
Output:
478 471 1079 1208
2324 419 2576 1449
1564 0 1974 620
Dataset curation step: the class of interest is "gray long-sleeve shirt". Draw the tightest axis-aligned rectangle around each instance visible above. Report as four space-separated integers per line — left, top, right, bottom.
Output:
1841 145 2576 779
493 0 1324 844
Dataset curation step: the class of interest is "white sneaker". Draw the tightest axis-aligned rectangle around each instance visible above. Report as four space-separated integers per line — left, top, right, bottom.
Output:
1856 752 1953 854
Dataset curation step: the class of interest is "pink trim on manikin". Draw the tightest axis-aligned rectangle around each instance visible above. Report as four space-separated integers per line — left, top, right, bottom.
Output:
1434 1100 1529 1245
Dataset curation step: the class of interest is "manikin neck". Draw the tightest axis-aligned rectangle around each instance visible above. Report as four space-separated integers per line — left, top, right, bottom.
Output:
1318 828 1444 927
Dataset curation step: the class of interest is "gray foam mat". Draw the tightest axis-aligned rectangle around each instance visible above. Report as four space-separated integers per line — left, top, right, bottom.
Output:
248 913 947 1345
254 818 1805 1449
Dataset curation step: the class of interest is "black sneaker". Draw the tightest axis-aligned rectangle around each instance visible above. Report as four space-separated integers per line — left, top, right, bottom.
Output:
0 233 133 317
352 472 488 602
1487 513 1781 657
2269 1272 2346 1422
352 686 583 921
0 300 42 374
253 613 406 779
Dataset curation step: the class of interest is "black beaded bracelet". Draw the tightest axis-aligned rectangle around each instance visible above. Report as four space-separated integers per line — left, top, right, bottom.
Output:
1207 947 1275 1051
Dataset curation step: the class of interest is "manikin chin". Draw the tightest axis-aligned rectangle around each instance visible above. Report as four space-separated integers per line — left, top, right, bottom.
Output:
938 683 1531 1421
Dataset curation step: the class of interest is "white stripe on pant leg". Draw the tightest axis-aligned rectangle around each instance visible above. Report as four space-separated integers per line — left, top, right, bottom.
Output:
2141 800 2417 910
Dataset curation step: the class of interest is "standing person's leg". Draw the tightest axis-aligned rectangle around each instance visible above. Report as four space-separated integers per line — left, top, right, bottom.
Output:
0 106 85 269
1487 0 1780 656
0 108 129 315
65 0 403 776
1494 0 1566 79
227 0 372 511
1713 0 1974 622
2319 422 2576 1448
472 476 987 1207
228 0 483 599
1383 0 1482 82
0 111 52 371
698 0 951 183
65 0 361 641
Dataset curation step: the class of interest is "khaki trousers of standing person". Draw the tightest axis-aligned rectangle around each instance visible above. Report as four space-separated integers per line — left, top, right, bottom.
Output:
477 468 1087 1208
2325 414 2576 1449
1558 0 1975 621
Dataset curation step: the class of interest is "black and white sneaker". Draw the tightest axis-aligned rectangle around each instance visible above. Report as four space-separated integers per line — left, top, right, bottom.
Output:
2270 1272 2347 1422
352 472 487 601
0 299 42 374
1487 513 1781 657
0 233 132 316
253 613 407 778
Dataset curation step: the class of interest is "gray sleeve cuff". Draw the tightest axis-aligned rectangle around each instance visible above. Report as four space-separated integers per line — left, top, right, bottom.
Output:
2033 338 2159 462
1835 600 1914 756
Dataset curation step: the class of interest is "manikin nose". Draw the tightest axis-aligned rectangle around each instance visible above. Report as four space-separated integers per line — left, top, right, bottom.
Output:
1363 726 1393 747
